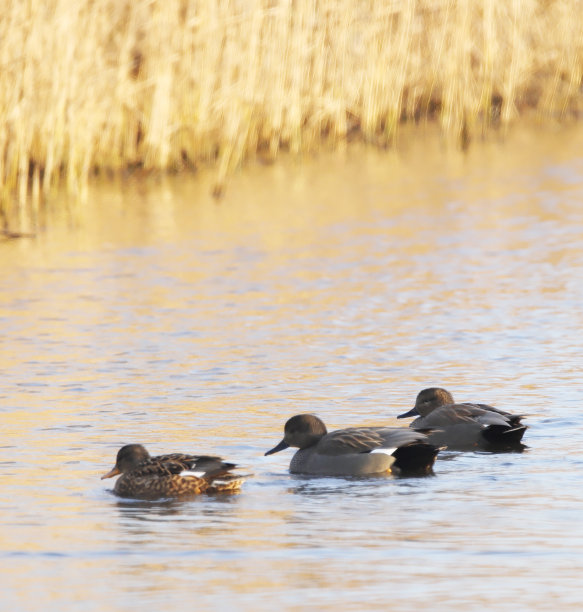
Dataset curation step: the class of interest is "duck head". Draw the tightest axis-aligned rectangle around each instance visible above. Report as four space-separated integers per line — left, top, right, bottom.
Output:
101 444 151 479
265 414 327 455
398 387 455 418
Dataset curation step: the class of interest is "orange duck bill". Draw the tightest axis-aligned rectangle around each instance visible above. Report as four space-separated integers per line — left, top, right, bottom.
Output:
101 466 121 480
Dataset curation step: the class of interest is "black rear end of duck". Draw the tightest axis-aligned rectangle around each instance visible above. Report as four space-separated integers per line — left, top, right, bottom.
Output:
392 442 440 475
481 424 527 450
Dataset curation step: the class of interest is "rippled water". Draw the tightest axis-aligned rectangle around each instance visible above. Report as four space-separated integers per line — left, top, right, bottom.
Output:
2 126 583 610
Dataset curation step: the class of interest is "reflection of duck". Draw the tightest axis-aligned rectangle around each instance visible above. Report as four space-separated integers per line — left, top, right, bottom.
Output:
265 414 440 476
101 444 246 499
398 387 527 451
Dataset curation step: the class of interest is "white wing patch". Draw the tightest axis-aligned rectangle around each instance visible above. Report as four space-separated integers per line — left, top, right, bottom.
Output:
370 448 397 456
179 470 205 478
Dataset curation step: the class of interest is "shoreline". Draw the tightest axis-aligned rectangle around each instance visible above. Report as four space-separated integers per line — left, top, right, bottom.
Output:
1 0 582 207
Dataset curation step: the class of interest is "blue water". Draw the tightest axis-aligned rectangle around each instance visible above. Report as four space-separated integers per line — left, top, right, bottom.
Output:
2 130 583 610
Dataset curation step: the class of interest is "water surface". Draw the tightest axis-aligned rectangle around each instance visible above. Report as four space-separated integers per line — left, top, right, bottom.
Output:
2 125 583 610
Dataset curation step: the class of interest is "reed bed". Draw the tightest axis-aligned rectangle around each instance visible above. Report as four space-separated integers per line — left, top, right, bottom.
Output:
1 0 582 205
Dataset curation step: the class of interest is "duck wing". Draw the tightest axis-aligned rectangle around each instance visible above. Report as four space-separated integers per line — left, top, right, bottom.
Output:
126 460 181 478
473 403 525 426
455 403 524 428
149 453 236 476
318 427 429 455
413 403 523 430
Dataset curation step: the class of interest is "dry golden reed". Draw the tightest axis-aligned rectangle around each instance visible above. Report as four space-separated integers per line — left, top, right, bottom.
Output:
1 0 582 203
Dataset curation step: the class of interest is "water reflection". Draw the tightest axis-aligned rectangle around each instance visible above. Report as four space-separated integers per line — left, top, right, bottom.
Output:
115 497 199 518
2 125 583 610
114 494 242 523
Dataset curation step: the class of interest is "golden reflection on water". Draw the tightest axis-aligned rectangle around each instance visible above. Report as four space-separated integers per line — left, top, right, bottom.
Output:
2 124 583 610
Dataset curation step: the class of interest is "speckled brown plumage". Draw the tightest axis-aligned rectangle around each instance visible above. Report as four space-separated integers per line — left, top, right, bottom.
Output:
102 444 246 499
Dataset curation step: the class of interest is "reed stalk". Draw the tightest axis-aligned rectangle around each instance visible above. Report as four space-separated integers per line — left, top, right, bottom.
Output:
0 0 581 206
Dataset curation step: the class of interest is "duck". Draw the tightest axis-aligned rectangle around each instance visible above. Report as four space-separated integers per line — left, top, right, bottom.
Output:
101 444 246 499
264 414 440 476
397 387 527 451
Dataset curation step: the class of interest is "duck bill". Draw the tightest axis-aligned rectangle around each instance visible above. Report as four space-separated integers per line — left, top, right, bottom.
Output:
397 407 419 419
101 466 121 480
264 439 289 456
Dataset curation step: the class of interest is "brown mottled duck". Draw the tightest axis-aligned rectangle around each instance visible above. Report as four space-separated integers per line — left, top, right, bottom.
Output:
102 444 246 499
